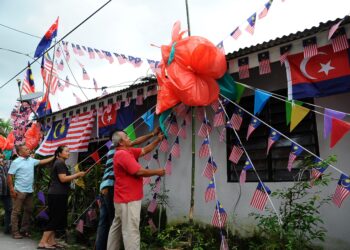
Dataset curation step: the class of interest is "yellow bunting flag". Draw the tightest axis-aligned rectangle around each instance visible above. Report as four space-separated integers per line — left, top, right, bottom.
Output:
290 103 310 132
74 164 85 189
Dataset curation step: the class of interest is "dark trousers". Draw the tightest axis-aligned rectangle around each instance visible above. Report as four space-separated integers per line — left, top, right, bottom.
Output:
0 195 12 233
95 187 114 250
11 192 33 234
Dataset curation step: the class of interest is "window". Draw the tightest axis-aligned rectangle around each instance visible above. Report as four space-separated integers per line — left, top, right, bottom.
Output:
226 89 319 182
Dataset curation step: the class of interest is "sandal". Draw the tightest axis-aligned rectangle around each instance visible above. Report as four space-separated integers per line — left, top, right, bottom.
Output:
53 243 65 249
12 232 23 239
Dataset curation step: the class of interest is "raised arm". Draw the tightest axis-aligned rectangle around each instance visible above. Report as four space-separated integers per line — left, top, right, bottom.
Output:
131 127 161 146
38 156 55 166
58 171 86 183
140 133 163 157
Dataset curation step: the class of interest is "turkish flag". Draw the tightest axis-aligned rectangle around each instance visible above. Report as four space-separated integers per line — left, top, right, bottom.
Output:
287 45 350 99
98 103 118 137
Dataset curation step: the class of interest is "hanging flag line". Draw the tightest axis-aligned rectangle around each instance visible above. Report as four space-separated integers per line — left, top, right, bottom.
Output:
218 99 283 225
220 93 347 176
0 0 113 90
73 198 99 225
235 81 350 117
203 108 229 240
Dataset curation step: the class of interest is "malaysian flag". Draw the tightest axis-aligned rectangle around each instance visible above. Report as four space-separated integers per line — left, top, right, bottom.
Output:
148 218 157 233
250 182 271 211
169 116 179 136
213 106 225 127
230 27 242 40
41 54 58 95
87 47 95 59
178 120 187 139
267 129 281 155
303 37 318 58
258 51 271 75
36 111 95 155
136 89 144 106
76 44 84 56
57 80 64 91
219 127 226 142
73 92 82 104
71 43 78 55
246 117 262 141
128 56 143 67
93 78 98 92
280 44 292 65
330 27 349 53
198 118 212 137
203 157 217 180
56 59 64 71
165 154 172 175
171 137 180 158
185 108 192 125
65 76 70 88
211 100 220 112
229 145 244 164
55 46 61 58
287 143 303 172
76 219 84 233
174 103 188 118
114 53 128 64
230 107 244 130
238 57 249 79
216 41 225 54
199 137 210 158
245 13 256 35
147 59 160 74
258 0 272 19
310 158 328 185
154 177 161 193
328 20 343 40
240 160 253 184
196 107 204 122
82 67 90 80
153 149 160 167
64 50 70 62
220 235 229 250
94 49 104 59
103 51 114 64
332 174 350 208
211 201 227 228
159 138 169 152
205 179 216 202
22 62 35 94
148 194 158 213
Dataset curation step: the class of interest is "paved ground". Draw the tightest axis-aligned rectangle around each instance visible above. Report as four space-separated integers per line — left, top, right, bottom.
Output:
0 233 38 250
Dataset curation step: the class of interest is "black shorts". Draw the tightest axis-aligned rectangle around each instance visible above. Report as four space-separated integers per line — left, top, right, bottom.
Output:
45 194 68 231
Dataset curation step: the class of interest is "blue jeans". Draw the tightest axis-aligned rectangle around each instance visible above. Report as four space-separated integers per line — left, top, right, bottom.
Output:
95 188 114 250
0 195 12 233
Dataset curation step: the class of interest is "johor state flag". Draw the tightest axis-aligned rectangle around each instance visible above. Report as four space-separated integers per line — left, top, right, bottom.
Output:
34 17 59 58
98 103 118 137
286 44 350 99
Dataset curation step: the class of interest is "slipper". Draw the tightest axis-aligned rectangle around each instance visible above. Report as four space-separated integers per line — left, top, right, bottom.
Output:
53 243 65 249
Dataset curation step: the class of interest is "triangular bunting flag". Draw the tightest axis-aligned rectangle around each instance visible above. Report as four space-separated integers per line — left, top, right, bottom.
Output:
324 108 346 139
141 110 154 131
124 124 136 141
330 118 350 148
286 100 303 125
254 90 271 115
235 84 245 103
290 103 310 132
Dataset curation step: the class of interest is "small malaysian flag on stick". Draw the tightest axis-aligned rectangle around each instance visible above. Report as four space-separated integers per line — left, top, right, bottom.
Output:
332 174 350 208
169 115 179 136
258 0 272 19
199 137 210 158
198 118 212 137
148 194 158 213
280 44 292 65
267 129 281 155
229 145 244 164
82 67 90 80
211 100 220 112
178 120 187 139
171 137 180 158
303 37 318 58
250 182 271 211
94 49 104 59
87 47 95 59
203 157 217 180
154 177 161 193
211 201 227 228
165 154 172 175
310 158 328 185
115 53 127 64
205 179 216 202
245 13 257 35
213 106 225 127
330 27 348 53
258 51 271 75
230 27 242 40
246 117 262 141
55 46 61 58
287 143 303 172
238 57 249 79
230 107 244 130
240 160 253 184
159 138 169 152
76 219 84 233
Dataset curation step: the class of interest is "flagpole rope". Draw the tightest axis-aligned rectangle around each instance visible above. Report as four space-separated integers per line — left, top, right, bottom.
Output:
220 93 347 176
218 99 283 225
235 81 350 117
0 0 112 90
73 198 99 224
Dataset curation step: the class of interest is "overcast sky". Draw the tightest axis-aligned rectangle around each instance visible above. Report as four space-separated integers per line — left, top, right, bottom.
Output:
0 0 349 119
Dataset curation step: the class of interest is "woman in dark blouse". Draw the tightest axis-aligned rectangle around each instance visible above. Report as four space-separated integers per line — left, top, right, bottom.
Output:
38 146 85 249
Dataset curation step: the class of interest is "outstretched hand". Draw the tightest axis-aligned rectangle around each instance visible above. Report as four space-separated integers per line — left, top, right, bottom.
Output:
152 126 161 136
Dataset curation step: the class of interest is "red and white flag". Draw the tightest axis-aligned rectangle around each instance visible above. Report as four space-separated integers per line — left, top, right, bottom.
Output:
331 27 349 53
199 137 210 158
230 27 242 40
303 37 318 58
198 119 212 137
332 174 350 208
238 57 249 79
250 182 271 211
76 219 84 233
159 138 169 152
203 157 217 180
170 137 180 158
229 146 244 164
41 54 58 95
178 121 187 139
280 44 292 65
213 107 225 127
165 155 172 175
211 202 227 228
147 195 158 213
230 108 243 131
258 52 271 75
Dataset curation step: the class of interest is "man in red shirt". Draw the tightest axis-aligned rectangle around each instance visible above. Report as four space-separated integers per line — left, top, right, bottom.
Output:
107 130 165 250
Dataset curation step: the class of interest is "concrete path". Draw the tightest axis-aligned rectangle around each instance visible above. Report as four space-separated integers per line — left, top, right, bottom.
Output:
0 233 38 250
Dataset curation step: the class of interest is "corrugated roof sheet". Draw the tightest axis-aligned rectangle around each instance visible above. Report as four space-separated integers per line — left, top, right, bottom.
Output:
226 15 350 60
